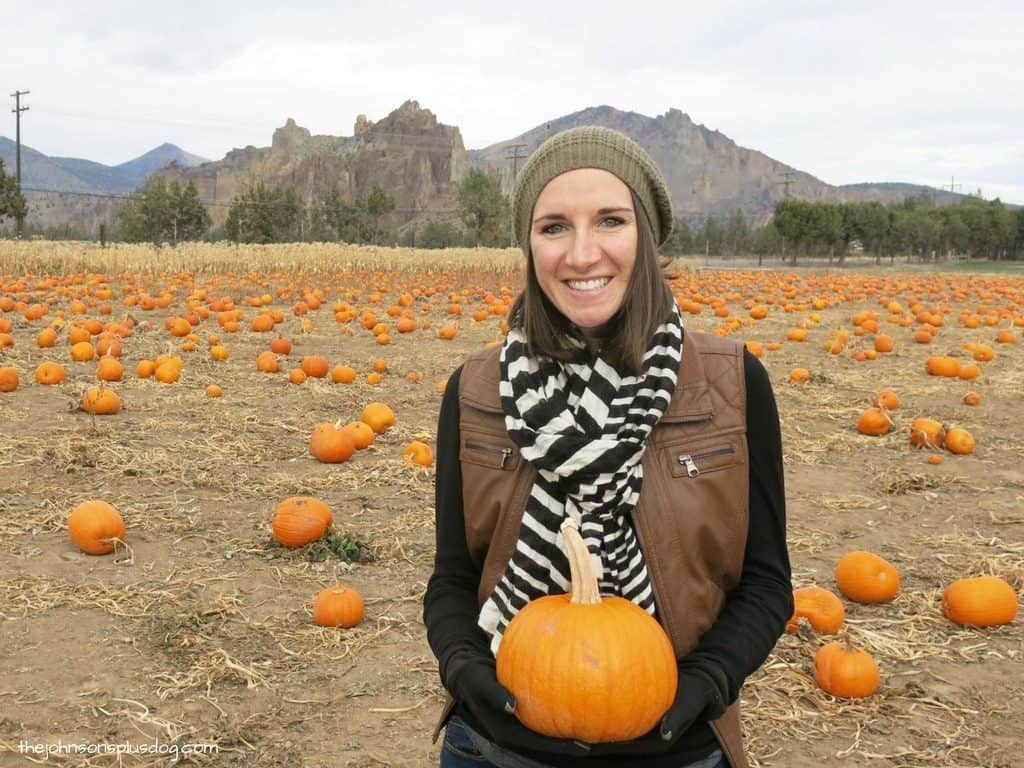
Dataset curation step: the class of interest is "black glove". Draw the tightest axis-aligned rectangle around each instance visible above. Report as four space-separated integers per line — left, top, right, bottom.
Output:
446 656 593 757
586 666 727 756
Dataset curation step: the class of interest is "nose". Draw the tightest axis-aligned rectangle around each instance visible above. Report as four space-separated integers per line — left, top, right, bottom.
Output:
564 227 601 271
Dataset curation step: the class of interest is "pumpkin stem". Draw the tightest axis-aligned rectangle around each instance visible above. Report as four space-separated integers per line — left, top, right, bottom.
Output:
559 519 601 606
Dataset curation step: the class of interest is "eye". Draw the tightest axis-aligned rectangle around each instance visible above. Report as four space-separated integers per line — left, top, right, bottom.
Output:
540 222 567 235
600 216 625 228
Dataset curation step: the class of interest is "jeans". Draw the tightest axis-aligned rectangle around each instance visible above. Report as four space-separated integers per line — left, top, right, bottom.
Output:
440 717 730 768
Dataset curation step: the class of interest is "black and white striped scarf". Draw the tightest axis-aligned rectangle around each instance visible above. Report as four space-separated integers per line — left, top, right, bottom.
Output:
479 305 683 654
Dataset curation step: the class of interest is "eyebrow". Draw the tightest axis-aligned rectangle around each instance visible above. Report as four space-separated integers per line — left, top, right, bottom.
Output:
533 206 634 223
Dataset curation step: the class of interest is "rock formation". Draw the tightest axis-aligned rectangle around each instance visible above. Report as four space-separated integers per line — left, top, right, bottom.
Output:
159 100 467 230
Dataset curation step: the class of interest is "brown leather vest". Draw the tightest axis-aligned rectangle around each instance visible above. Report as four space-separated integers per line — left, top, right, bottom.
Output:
437 330 751 768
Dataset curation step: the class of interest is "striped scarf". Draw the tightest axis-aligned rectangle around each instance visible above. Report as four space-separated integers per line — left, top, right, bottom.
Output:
479 306 684 654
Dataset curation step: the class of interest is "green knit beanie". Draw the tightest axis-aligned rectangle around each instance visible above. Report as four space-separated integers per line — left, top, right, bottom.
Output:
511 126 674 253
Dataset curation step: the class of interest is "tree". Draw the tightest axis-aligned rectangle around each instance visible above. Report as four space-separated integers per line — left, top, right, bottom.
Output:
224 182 305 244
458 169 510 247
0 158 28 233
722 211 750 255
118 177 211 245
663 218 693 254
417 221 461 249
364 184 396 244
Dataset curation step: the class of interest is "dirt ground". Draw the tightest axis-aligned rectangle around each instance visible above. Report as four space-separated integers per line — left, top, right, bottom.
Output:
0 264 1021 768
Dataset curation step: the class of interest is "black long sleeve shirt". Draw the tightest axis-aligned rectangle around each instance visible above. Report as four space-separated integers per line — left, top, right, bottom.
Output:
424 349 792 767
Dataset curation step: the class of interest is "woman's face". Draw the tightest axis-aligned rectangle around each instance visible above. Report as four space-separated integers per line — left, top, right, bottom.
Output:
529 168 637 338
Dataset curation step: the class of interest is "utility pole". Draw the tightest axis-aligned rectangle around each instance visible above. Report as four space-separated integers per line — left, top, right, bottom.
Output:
10 90 30 236
505 143 528 246
776 169 796 198
10 90 30 187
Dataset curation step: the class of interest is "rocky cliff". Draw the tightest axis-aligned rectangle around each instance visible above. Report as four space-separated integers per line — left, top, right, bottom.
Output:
468 105 970 224
159 100 467 229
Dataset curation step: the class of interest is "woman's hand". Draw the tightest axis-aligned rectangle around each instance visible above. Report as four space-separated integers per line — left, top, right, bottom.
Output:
586 667 726 756
447 656 593 757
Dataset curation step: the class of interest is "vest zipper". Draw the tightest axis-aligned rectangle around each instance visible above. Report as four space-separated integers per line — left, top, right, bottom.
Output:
677 445 735 477
465 442 513 468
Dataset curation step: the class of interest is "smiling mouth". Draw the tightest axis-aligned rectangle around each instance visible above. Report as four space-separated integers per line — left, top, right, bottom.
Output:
565 277 611 292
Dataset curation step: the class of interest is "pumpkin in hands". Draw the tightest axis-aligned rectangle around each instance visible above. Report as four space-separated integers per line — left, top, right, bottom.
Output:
496 519 677 743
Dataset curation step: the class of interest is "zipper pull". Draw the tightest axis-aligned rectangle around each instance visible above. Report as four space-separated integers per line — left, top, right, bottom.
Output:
500 448 512 468
678 454 699 477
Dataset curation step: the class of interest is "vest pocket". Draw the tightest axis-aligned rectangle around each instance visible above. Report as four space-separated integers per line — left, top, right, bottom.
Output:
461 432 520 471
667 439 741 479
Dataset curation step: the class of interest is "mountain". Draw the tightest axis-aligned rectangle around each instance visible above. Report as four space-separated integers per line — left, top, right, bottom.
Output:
0 136 103 194
6 102 989 238
468 105 976 222
0 137 208 195
158 100 466 228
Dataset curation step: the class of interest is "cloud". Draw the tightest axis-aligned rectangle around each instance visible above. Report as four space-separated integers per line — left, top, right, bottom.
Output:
5 1 1024 203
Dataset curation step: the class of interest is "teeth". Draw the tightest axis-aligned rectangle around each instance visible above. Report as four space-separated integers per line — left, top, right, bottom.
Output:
566 278 610 291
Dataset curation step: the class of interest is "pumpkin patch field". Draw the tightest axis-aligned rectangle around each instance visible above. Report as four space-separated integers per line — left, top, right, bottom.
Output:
0 241 1021 767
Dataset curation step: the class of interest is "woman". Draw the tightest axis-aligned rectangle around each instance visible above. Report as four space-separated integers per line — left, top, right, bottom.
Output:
423 126 792 768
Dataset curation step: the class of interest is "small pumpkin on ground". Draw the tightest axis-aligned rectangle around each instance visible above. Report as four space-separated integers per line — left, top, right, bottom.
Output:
857 407 892 436
942 575 1018 627
909 418 946 449
81 386 121 415
496 518 677 743
944 427 975 455
313 582 366 628
309 422 356 463
272 496 333 548
402 440 434 467
835 551 900 604
68 500 126 555
814 638 881 699
361 402 396 434
786 586 845 635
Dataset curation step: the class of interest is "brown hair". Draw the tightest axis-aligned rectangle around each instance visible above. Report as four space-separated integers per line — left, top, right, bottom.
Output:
508 190 675 375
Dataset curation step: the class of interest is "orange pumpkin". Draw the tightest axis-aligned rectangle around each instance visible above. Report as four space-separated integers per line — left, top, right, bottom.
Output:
81 386 121 415
68 500 126 555
301 355 329 378
814 640 880 698
256 351 280 373
0 366 19 393
942 575 1018 627
925 356 959 377
909 418 946 449
309 422 356 463
789 367 811 383
343 421 375 449
496 519 677 742
873 389 900 410
835 551 900 604
331 364 357 384
35 361 67 385
856 407 892 436
944 427 975 455
272 496 333 548
962 391 981 406
786 586 845 635
96 356 124 382
313 583 366 628
361 402 395 434
402 440 435 467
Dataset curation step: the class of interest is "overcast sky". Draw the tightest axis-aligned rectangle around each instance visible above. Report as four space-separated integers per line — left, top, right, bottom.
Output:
4 1 1023 203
